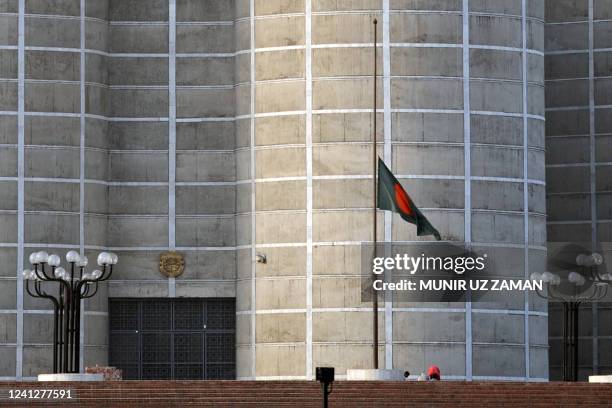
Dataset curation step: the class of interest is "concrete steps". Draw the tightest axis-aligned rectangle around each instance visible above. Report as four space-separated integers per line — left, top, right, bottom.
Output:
2 381 612 407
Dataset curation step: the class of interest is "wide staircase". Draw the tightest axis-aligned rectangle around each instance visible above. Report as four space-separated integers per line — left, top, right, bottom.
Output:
2 381 612 407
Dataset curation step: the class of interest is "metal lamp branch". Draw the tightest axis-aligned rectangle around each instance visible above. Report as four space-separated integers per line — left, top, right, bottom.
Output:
532 253 608 382
22 250 118 374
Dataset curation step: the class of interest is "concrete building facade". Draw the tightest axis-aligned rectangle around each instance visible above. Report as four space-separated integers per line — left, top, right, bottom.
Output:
545 0 612 381
0 0 604 382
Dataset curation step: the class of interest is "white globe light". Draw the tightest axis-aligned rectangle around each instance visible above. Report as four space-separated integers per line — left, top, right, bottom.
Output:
47 254 61 267
541 271 554 283
530 272 542 281
92 270 102 279
601 273 612 281
54 267 66 279
97 252 112 266
82 272 93 280
592 253 604 266
66 250 80 263
568 271 586 286
577 253 605 267
77 255 88 268
22 269 31 280
29 270 37 280
29 252 38 265
35 251 49 264
551 274 561 286
109 253 118 265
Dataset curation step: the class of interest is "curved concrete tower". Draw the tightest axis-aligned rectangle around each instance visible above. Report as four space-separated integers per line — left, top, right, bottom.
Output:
545 0 612 380
0 0 109 377
0 0 547 380
236 0 547 380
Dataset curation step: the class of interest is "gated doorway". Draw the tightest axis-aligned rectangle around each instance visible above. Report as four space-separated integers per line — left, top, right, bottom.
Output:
109 298 235 380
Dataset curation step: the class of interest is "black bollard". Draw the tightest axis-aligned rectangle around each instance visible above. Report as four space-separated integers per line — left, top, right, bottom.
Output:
316 367 335 408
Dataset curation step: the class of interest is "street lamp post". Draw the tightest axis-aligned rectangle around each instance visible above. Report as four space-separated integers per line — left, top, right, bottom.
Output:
532 253 608 382
22 250 118 374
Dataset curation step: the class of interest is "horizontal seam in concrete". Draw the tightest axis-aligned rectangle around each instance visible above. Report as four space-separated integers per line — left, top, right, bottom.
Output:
0 109 547 121
0 43 549 55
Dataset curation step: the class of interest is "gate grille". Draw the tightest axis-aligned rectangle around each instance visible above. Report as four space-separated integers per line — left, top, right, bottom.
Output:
109 298 235 380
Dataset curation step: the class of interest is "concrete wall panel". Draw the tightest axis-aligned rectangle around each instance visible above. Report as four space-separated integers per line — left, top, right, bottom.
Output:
256 16 304 48
176 0 234 22
393 112 463 143
176 185 236 214
25 17 79 48
107 216 168 247
0 181 17 211
179 250 236 280
25 181 80 212
110 89 168 117
0 116 17 145
256 313 305 343
85 0 108 20
109 26 168 53
545 23 588 51
175 217 235 246
390 13 461 43
26 51 79 81
255 0 304 15
0 15 18 45
25 213 79 244
109 0 168 21
176 151 234 182
177 57 233 86
256 212 305 244
109 152 168 182
393 343 465 377
85 19 108 51
256 246 306 278
313 13 380 44
392 78 463 109
109 57 168 86
177 121 234 150
255 180 306 211
473 345 525 377
177 89 235 117
394 144 464 175
176 25 234 54
0 83 18 111
109 186 169 215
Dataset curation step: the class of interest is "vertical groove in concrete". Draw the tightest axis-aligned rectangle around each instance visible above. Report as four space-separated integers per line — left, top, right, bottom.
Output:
168 0 177 297
382 0 393 370
305 0 313 380
16 0 25 380
462 0 472 381
521 0 530 380
249 0 257 379
588 0 598 375
79 0 86 372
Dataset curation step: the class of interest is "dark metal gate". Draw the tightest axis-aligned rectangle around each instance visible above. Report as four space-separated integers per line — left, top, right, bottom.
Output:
109 298 235 380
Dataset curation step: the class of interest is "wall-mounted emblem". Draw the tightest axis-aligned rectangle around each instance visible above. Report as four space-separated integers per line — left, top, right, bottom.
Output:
159 251 185 278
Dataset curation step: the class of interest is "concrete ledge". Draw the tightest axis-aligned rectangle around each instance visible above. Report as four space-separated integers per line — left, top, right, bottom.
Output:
589 375 612 383
346 369 408 381
38 373 104 382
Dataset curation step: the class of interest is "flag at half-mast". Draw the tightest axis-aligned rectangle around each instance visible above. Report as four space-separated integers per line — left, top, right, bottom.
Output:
377 158 442 241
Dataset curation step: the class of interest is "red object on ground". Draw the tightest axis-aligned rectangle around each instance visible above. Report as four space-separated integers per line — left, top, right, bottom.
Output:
427 365 441 380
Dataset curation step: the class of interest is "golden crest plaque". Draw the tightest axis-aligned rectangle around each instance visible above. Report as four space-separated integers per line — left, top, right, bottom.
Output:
159 251 185 278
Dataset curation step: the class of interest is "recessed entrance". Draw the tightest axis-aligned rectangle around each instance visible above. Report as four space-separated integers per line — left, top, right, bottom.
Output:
109 298 235 380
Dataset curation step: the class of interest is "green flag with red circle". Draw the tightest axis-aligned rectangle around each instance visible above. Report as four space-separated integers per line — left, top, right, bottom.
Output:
377 158 442 241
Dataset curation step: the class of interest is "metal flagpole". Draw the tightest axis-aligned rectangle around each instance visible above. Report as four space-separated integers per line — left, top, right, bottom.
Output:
372 18 379 370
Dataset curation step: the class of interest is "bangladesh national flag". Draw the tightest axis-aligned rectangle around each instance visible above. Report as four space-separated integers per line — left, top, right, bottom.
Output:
377 158 442 241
